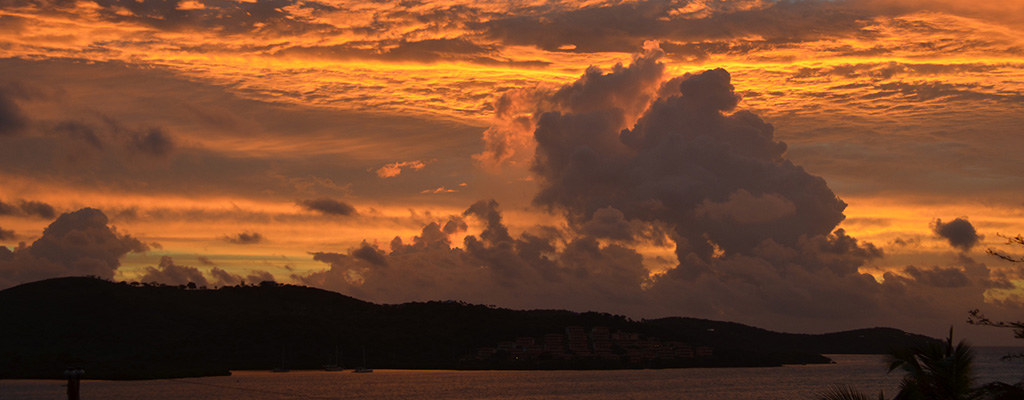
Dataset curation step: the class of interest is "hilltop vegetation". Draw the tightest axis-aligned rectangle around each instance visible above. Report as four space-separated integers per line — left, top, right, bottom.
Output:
0 277 936 379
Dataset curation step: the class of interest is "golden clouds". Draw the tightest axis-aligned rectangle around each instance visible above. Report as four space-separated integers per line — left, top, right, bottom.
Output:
2 0 1021 126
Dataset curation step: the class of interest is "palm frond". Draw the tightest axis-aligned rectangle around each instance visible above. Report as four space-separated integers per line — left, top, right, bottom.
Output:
817 384 876 400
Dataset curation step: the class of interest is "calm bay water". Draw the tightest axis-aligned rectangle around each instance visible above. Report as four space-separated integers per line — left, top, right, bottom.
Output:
4 350 1022 399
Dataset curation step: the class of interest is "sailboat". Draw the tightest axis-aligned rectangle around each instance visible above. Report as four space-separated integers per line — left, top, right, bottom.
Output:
271 345 290 373
323 346 344 371
352 347 373 373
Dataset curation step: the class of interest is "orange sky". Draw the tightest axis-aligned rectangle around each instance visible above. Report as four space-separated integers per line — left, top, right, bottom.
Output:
1 0 1023 343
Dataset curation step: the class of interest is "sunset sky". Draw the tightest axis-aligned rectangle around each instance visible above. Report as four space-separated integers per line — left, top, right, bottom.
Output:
1 0 1023 344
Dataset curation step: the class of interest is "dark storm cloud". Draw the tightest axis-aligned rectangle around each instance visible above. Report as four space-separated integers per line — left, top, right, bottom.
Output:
0 86 28 136
932 217 982 252
0 208 149 289
580 207 648 242
0 200 16 215
56 121 104 149
85 117 177 158
297 198 357 216
9 112 179 167
879 256 1009 308
18 200 56 219
0 226 14 241
224 231 264 245
129 127 175 157
138 255 209 287
475 0 872 53
901 265 971 288
0 199 57 219
57 0 340 36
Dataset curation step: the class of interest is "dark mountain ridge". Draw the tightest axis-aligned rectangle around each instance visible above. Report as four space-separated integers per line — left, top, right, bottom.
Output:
0 277 936 379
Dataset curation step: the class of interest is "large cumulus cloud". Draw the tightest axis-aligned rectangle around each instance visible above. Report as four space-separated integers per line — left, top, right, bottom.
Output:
530 64 849 273
299 50 1017 334
0 208 149 289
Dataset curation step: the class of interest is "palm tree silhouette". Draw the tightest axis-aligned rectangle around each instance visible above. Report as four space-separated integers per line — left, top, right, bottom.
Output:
818 327 977 400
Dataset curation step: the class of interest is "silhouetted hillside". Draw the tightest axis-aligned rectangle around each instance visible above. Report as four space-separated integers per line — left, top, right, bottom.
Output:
0 277 937 379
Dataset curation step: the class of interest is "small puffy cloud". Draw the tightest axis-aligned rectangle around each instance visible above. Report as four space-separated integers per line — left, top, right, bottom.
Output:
297 198 357 216
224 231 264 245
932 217 982 252
138 255 209 287
376 160 426 178
0 208 148 289
196 256 216 265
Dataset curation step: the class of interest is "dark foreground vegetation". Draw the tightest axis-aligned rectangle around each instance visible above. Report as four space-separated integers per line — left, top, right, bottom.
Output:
0 277 936 380
817 329 1024 400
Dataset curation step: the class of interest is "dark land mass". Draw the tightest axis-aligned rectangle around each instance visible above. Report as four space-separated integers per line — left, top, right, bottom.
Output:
0 277 937 380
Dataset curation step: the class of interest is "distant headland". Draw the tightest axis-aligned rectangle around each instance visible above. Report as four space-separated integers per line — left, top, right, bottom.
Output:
0 277 936 380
